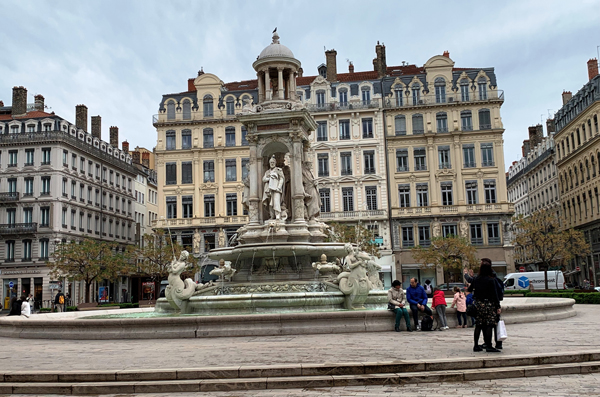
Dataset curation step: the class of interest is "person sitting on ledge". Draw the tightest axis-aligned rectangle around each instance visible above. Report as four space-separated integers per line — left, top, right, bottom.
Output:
406 277 433 331
388 280 412 332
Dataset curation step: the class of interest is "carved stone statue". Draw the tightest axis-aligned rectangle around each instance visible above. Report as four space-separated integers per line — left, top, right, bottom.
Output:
432 221 441 238
312 254 342 277
165 251 196 311
366 258 383 290
218 230 226 248
262 155 285 220
302 161 320 221
242 164 250 212
241 97 255 113
336 244 373 309
459 219 468 238
209 259 237 281
193 230 201 254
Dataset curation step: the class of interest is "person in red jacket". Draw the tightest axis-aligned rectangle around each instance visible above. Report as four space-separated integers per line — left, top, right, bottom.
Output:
431 287 449 330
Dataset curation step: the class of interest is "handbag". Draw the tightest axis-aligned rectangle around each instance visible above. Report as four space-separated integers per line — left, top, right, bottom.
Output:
496 319 508 341
466 303 477 317
387 302 396 311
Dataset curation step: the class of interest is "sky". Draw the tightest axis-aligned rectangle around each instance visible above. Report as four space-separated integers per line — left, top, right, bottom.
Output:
1 0 599 170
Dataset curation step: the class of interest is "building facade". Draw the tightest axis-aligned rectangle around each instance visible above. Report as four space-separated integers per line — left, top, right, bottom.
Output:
0 86 136 307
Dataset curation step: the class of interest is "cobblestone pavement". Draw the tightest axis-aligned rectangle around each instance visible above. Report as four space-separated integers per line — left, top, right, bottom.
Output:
0 305 596 372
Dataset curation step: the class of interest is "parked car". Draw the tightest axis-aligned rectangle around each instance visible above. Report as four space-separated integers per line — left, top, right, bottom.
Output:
437 282 466 291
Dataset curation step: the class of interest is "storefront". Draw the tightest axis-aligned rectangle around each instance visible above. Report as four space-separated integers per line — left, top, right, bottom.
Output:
400 264 437 290
0 268 44 310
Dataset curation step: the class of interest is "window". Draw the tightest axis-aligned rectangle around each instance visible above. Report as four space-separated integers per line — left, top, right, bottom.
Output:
80 157 85 172
25 149 34 166
226 98 235 116
39 239 49 259
203 160 215 182
443 224 457 237
6 208 15 225
340 152 352 175
203 95 213 117
40 207 49 227
319 188 331 213
164 130 176 150
481 143 494 166
241 127 248 146
339 89 348 106
5 241 14 262
394 115 406 135
317 122 327 141
438 146 451 169
226 193 238 216
79 184 84 201
436 112 448 133
41 177 50 195
225 127 236 147
361 87 371 104
416 183 429 207
434 77 446 103
463 144 476 168
460 79 470 102
402 226 414 247
363 150 375 174
362 118 373 138
8 150 17 167
342 187 354 211
181 130 192 150
484 180 497 204
398 184 410 207
241 158 249 180
182 196 193 218
7 178 16 193
395 88 404 107
316 90 325 107
317 154 329 177
412 114 424 134
478 77 487 100
24 178 33 196
22 240 32 261
418 226 431 247
470 223 483 245
414 147 427 171
441 182 453 206
339 120 350 140
203 128 214 148
166 162 177 185
182 99 191 120
166 196 177 219
181 161 193 184
461 111 473 131
487 222 500 244
396 149 408 172
226 159 237 181
466 181 478 205
42 148 51 165
365 186 377 210
166 101 175 120
479 109 491 130
204 195 215 217
411 83 421 105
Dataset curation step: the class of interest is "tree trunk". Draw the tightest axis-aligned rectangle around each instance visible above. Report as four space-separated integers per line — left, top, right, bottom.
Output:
85 281 91 304
544 268 549 290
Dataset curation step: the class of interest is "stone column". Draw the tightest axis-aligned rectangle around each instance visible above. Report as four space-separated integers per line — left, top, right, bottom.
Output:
248 140 260 226
264 70 271 101
291 135 306 223
257 72 264 103
427 144 438 205
277 68 284 100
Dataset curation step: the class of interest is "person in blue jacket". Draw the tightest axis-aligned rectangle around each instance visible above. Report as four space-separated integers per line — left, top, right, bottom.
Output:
406 278 433 330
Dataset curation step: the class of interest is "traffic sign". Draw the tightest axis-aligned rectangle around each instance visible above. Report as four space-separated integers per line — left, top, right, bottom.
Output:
8 281 14 288
576 266 581 272
519 266 525 272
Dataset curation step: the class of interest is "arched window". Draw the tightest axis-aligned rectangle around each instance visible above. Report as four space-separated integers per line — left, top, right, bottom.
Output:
182 99 191 120
436 112 448 133
361 86 371 104
166 101 175 120
460 78 470 101
394 115 406 136
411 83 421 105
226 97 235 116
412 114 424 134
203 95 213 118
478 77 488 100
394 86 404 107
478 109 491 130
434 77 446 103
338 88 348 106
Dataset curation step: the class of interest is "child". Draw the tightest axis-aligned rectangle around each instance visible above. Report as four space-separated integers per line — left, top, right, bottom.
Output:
465 290 476 327
450 286 467 328
431 287 449 330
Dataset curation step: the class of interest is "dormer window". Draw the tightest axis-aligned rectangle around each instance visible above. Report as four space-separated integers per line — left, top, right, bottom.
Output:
339 88 348 106
478 77 488 100
182 99 191 120
318 64 327 78
460 79 470 101
434 77 446 103
412 83 421 105
203 95 213 118
361 86 371 104
166 101 175 120
27 124 36 133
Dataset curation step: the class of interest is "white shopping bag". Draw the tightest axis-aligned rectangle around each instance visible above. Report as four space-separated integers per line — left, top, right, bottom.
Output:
496 320 508 341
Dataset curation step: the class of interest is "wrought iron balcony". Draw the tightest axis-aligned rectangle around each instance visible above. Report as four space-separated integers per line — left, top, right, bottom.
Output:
0 192 19 203
384 90 504 109
305 98 381 113
0 223 37 235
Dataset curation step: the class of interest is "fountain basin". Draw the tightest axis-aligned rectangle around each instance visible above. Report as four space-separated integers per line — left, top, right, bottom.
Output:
207 241 347 262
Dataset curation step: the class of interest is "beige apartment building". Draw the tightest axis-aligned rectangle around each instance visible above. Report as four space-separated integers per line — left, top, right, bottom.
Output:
384 53 514 287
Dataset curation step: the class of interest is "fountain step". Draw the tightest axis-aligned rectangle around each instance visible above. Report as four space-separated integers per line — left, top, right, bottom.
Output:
1 353 600 394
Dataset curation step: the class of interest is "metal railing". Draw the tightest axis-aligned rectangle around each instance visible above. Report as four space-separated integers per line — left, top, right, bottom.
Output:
305 98 381 113
0 192 19 202
384 90 504 109
0 222 37 235
319 210 386 220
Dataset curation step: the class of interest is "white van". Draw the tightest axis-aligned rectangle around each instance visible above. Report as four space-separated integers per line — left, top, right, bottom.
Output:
503 271 565 290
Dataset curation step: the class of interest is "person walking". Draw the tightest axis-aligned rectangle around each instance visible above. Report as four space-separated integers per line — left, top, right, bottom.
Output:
431 287 449 330
20 295 30 318
54 290 65 312
423 279 433 298
388 280 412 332
450 286 467 328
468 261 502 353
27 294 35 314
406 278 433 331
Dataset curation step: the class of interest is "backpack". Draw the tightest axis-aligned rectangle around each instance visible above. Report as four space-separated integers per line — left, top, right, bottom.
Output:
59 295 65 305
421 315 434 331
424 284 432 294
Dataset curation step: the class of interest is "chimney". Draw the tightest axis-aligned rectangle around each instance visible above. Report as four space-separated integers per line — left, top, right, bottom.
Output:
142 152 150 168
528 124 543 149
91 116 101 139
546 118 555 135
132 150 141 165
325 49 337 82
349 62 354 74
34 95 45 111
11 86 27 116
122 140 129 153
0 101 4 107
562 91 572 105
75 104 88 131
443 51 450 58
588 58 599 81
372 41 387 78
109 126 119 147
298 67 303 78
187 78 196 92
522 140 531 156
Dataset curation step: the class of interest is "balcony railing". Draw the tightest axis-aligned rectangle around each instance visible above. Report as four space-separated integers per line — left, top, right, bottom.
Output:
152 215 249 228
0 223 37 235
0 192 19 203
384 90 504 109
305 99 381 113
393 203 514 217
319 209 386 220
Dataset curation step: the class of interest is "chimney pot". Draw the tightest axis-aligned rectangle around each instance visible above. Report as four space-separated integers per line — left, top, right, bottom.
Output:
75 105 88 131
109 126 119 148
122 141 130 153
562 90 573 105
325 49 338 82
588 58 599 81
373 42 387 78
132 150 141 165
349 62 354 73
91 116 101 139
443 51 450 58
34 95 45 112
142 152 150 168
11 86 28 117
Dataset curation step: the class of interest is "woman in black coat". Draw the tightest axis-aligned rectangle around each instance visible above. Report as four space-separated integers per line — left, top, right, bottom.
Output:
467 261 501 352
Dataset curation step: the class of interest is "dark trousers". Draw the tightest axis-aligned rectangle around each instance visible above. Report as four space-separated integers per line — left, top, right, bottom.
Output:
457 311 467 326
394 307 411 329
409 303 432 328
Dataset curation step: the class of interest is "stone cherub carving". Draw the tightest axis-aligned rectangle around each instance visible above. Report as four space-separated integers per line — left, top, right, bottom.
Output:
193 230 201 254
366 258 383 290
241 163 250 213
336 244 374 310
312 254 342 278
262 155 285 220
209 259 237 281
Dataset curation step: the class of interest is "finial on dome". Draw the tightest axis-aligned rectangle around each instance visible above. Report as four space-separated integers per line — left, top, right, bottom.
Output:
198 67 204 76
272 28 280 44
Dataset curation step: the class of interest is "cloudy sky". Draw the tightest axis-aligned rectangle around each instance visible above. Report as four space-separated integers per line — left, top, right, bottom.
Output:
1 0 599 169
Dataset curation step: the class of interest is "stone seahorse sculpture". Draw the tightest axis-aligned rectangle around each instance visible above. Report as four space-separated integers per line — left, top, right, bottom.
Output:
165 250 196 311
336 244 373 310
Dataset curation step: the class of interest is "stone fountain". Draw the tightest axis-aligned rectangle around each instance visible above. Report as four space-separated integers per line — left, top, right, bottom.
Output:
156 32 387 315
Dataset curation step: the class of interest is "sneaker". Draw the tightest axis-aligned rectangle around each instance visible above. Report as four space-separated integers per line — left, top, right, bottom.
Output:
473 345 483 352
416 325 421 331
486 347 502 353
444 326 450 330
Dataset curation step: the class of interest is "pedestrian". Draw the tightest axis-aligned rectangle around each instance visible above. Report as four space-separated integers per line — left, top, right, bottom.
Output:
20 295 30 318
27 294 35 314
468 260 502 353
54 290 65 312
465 290 476 327
423 279 433 298
451 286 467 328
431 287 449 330
387 280 412 332
8 296 20 316
406 277 433 331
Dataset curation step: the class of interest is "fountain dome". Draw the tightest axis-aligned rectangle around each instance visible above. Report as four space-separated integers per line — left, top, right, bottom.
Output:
257 31 295 60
